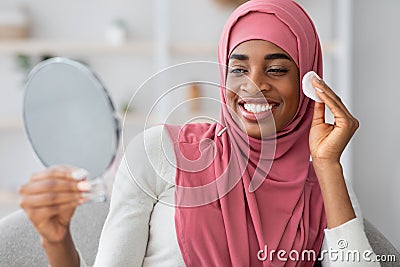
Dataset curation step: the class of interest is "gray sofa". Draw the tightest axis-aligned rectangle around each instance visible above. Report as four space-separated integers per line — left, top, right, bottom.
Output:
0 201 399 266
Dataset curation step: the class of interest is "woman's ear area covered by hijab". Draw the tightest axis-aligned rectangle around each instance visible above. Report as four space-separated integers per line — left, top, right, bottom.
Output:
225 39 300 138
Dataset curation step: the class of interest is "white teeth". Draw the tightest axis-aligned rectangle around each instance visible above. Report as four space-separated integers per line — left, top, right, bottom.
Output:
243 103 273 113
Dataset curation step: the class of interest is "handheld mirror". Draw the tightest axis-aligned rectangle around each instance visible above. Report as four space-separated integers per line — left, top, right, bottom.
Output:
23 57 120 202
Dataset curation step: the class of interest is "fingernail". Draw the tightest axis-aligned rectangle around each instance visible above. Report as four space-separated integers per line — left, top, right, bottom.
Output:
312 74 324 93
77 181 91 191
315 86 324 93
71 169 89 180
313 71 322 81
314 75 323 83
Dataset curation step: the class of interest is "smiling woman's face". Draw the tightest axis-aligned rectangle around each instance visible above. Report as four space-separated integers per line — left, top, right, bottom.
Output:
225 40 300 139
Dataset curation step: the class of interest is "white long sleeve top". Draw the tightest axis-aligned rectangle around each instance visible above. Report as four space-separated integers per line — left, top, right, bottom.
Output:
79 125 380 267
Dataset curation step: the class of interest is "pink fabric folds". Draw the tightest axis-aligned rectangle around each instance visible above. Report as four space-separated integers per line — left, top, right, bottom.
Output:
164 0 327 266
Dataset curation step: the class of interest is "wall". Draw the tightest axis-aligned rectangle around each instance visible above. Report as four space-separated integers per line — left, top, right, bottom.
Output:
352 0 400 250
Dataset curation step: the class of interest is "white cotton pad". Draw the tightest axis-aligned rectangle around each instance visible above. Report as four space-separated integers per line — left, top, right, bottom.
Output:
302 71 323 103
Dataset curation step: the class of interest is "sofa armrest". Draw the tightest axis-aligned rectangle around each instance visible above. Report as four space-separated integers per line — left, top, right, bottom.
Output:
0 201 109 267
363 219 399 266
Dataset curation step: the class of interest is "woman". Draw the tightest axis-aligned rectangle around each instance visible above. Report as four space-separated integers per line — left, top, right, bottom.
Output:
19 0 380 266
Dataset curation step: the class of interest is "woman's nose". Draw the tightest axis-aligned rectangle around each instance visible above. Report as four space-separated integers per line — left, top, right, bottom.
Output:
243 71 270 93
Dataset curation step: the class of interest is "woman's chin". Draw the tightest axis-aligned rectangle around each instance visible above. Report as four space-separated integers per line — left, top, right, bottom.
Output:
241 123 276 139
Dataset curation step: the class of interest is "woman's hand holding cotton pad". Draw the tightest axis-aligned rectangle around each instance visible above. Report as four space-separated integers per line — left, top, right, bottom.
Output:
302 71 323 103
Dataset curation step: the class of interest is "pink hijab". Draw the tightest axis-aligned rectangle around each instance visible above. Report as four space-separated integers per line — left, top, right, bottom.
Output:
165 0 327 266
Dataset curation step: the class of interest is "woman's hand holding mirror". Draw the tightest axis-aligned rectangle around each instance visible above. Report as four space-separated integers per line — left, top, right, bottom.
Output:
19 165 90 243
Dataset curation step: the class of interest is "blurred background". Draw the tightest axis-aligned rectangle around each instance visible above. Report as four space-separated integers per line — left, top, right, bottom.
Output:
0 0 398 251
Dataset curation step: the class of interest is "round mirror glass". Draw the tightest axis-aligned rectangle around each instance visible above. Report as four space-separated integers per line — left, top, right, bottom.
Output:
23 57 120 202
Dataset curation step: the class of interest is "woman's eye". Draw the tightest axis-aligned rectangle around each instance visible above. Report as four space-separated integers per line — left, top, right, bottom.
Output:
229 68 247 74
267 67 288 75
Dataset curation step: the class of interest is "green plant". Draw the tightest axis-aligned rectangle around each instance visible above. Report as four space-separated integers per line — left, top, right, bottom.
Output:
15 53 32 73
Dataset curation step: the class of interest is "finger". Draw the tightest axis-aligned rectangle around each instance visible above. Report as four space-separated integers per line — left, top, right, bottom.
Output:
20 192 86 209
30 167 88 182
315 90 360 133
312 78 353 118
316 90 350 122
19 179 91 195
311 101 326 127
312 77 353 121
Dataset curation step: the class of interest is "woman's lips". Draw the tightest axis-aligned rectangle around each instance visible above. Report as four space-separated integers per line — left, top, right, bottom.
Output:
237 99 279 122
239 105 273 121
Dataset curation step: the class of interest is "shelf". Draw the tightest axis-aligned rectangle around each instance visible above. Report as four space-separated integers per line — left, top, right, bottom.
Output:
0 39 217 57
0 39 154 56
170 43 216 56
0 39 337 57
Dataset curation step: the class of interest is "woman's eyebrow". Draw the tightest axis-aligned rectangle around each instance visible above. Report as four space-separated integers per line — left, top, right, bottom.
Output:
229 54 249 60
265 53 291 61
229 53 291 61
